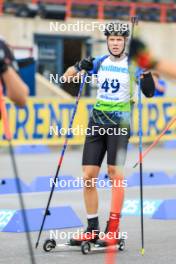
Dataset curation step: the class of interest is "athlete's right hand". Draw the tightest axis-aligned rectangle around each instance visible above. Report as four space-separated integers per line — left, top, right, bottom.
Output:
74 56 94 72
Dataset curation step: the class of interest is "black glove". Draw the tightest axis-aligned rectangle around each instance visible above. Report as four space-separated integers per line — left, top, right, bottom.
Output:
140 72 155 98
74 56 94 72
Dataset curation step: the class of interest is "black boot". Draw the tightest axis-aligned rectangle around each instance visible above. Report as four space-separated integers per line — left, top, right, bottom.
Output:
70 217 100 246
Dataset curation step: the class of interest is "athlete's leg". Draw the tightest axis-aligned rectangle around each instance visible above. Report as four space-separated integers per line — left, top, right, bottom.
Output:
83 165 100 215
95 165 124 246
82 120 106 219
70 120 106 245
108 165 124 215
69 165 101 245
96 120 130 246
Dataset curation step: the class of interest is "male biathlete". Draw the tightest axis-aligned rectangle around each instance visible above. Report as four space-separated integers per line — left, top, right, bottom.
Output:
62 22 155 247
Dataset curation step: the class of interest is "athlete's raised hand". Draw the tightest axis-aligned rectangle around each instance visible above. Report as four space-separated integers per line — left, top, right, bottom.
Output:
74 56 95 72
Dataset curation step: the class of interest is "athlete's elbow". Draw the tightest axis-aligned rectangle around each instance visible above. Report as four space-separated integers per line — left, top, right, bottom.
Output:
11 95 27 107
17 88 29 107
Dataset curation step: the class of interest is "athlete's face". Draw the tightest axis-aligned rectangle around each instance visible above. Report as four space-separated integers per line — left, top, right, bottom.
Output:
107 36 125 56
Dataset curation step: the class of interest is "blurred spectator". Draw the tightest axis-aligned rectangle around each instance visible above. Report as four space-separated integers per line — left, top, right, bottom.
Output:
0 36 28 107
129 38 176 79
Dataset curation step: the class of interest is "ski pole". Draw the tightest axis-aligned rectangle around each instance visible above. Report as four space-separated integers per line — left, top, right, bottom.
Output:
127 15 145 255
130 16 145 256
133 115 176 168
131 16 139 37
0 81 36 264
129 16 139 50
35 72 87 249
136 69 145 256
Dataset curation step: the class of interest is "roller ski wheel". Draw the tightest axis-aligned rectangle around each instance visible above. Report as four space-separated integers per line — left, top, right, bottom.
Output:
81 241 91 255
80 239 125 255
43 239 56 252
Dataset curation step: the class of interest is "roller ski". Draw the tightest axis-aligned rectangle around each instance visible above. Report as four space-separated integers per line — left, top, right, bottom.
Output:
81 218 126 255
43 217 100 252
43 229 99 252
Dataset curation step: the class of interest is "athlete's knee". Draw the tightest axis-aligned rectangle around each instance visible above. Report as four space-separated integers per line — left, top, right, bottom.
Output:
107 166 124 182
82 166 99 188
83 175 97 188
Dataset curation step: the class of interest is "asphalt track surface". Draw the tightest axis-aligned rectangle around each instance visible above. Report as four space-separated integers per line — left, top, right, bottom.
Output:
0 146 176 264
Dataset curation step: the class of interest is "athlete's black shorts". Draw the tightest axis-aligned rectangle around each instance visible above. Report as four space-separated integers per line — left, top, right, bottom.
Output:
82 111 130 166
